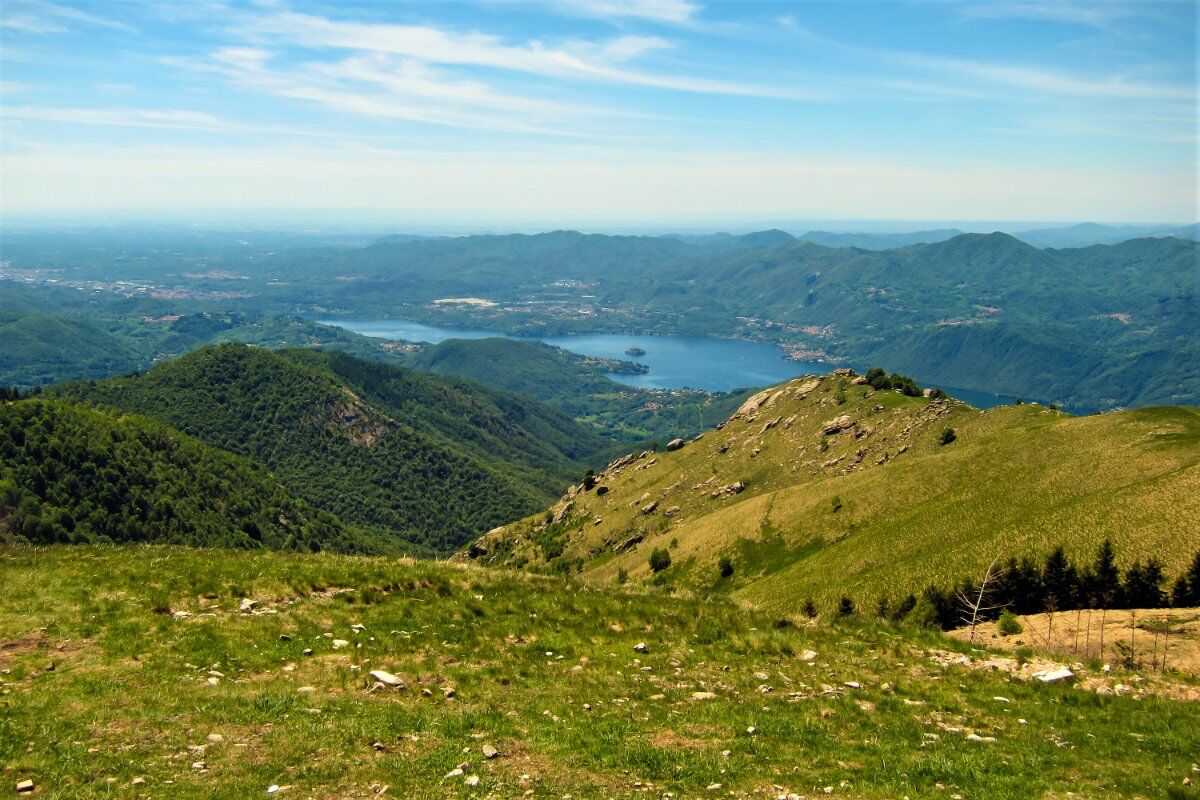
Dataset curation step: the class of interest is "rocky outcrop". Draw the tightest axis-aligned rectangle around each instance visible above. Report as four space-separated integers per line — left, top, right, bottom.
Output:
821 414 855 435
710 481 746 499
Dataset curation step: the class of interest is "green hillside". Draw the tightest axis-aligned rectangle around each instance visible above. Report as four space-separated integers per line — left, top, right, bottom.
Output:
2 545 1196 799
468 370 1200 611
0 398 364 552
405 337 751 442
53 345 605 555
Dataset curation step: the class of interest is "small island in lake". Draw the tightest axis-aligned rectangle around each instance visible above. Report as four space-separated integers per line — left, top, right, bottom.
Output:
625 346 646 357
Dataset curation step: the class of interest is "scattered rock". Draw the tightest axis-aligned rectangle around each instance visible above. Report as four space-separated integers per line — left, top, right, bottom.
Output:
1034 668 1075 684
464 775 479 787
16 780 34 794
634 642 649 654
691 691 717 700
442 686 456 698
616 533 643 553
821 414 855 435
482 744 499 759
369 670 404 688
641 501 658 515
666 438 685 451
799 650 818 661
331 639 350 649
710 481 746 499
966 733 997 743
239 598 256 613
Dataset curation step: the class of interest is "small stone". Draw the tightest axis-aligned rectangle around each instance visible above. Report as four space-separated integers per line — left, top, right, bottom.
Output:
482 744 499 759
442 686 456 698
799 650 818 661
691 691 717 700
444 768 463 779
966 733 997 742
239 598 256 613
351 624 366 632
16 781 35 794
131 777 145 786
302 648 313 656
279 634 291 642
369 670 404 687
706 783 722 791
633 642 649 654
331 639 350 649
207 733 224 743
746 726 757 735
191 762 206 770
993 696 1011 703
267 785 280 794
1034 668 1074 684
844 681 862 689
464 775 479 787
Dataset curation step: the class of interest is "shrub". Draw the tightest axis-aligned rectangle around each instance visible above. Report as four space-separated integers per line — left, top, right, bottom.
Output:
648 548 671 573
718 556 734 578
997 610 1023 635
836 596 855 617
801 598 817 618
617 567 628 585
939 428 957 445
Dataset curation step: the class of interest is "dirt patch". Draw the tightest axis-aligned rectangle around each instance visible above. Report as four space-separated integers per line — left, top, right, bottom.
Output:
952 607 1200 676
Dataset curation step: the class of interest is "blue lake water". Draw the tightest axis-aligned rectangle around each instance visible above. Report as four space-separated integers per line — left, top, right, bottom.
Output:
322 318 1014 407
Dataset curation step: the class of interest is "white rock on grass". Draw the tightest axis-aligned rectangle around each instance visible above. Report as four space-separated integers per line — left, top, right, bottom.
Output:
481 744 499 759
1034 668 1074 684
368 670 404 687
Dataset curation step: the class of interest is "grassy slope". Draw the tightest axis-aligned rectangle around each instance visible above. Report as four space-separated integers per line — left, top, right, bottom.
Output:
2 545 1197 799
469 372 1200 612
52 345 601 555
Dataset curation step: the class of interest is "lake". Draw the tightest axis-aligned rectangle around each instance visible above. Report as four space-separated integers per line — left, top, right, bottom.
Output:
322 318 1015 407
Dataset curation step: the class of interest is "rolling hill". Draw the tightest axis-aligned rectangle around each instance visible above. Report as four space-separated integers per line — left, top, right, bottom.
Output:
466 370 1200 612
0 397 366 552
52 344 606 555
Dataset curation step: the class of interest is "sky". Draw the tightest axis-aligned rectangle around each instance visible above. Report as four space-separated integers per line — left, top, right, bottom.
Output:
0 0 1196 226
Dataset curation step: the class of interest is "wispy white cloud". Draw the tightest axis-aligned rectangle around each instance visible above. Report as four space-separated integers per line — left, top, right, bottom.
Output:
240 10 809 98
165 47 628 137
0 1 135 34
956 2 1138 29
0 104 405 140
557 0 701 24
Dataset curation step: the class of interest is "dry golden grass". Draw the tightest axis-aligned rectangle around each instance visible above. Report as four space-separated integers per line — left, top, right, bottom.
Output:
956 607 1200 676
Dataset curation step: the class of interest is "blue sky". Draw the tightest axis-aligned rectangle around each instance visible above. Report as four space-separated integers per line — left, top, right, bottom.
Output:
0 0 1196 225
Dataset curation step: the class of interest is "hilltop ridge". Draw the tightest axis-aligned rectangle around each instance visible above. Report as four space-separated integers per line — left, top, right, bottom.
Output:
466 369 1200 611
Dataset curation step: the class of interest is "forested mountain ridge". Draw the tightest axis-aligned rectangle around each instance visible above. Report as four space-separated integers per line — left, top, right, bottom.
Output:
0 397 367 552
51 345 605 554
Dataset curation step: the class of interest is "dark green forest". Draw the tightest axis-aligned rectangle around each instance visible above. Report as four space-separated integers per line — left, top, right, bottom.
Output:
0 398 367 552
51 344 603 554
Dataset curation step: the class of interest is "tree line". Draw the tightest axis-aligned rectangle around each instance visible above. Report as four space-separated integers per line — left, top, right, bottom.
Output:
821 541 1200 630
